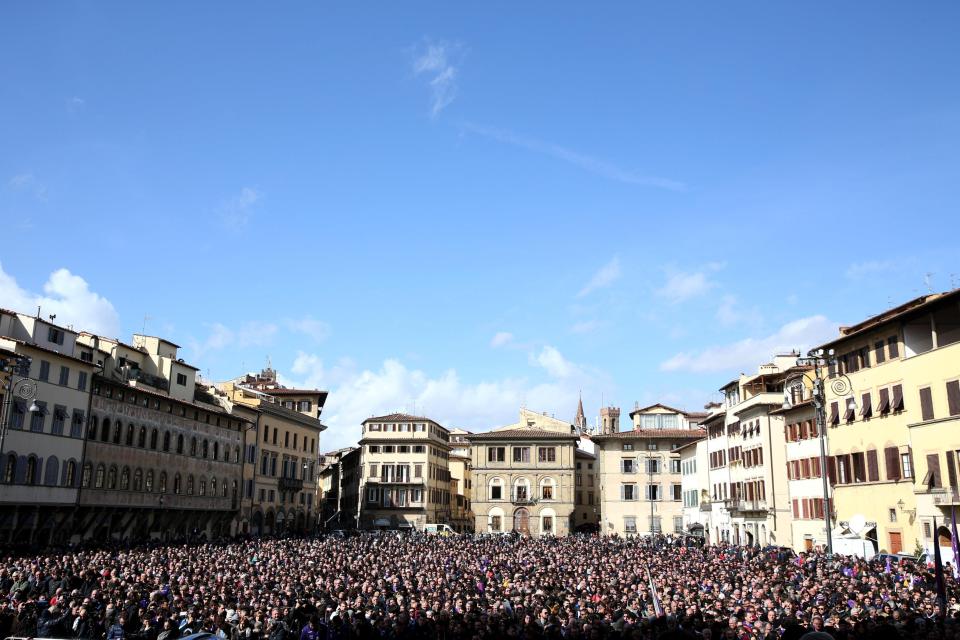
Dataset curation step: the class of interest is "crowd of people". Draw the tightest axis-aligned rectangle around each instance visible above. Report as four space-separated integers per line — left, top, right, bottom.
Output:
0 533 957 640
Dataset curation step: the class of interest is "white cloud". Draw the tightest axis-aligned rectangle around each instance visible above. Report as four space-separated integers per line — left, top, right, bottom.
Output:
462 123 685 190
846 260 894 280
660 315 837 374
412 40 463 116
218 187 260 229
490 331 513 348
0 262 119 336
189 321 277 358
287 316 331 343
577 256 622 298
285 346 606 451
66 97 85 113
655 263 725 304
8 173 48 200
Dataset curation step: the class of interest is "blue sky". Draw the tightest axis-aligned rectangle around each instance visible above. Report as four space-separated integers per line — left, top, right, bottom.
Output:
2 3 959 449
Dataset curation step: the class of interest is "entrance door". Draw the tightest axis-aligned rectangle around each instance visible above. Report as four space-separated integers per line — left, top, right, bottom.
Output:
804 538 813 551
889 531 903 554
513 508 530 534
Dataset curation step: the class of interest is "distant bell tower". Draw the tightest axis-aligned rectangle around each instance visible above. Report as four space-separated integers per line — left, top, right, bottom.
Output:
600 406 620 434
575 393 587 431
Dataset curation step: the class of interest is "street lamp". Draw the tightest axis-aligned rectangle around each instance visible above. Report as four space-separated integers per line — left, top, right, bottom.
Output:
0 355 39 457
782 348 855 556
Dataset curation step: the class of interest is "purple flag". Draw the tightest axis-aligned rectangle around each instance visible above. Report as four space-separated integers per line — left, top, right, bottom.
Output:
934 518 947 617
951 506 959 578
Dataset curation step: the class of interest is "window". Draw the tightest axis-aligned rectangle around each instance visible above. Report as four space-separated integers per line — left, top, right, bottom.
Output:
71 410 84 438
30 402 47 432
176 373 187 386
145 470 154 492
58 365 69 386
490 515 502 532
901 453 913 479
3 454 16 483
51 405 67 435
649 516 662 533
126 424 135 446
369 464 378 478
138 427 147 448
622 443 634 451
77 371 87 391
889 508 897 523
672 484 682 501
621 458 635 474
367 487 379 503
489 478 503 500
673 516 683 534
646 484 661 501
670 459 681 474
887 336 899 359
621 484 637 501
647 458 661 474
513 447 530 463
624 517 637 534
48 327 65 344
947 380 960 417
540 478 555 500
537 447 556 463
95 464 105 488
39 360 50 381
541 515 554 534
920 387 935 421
107 466 117 489
875 340 886 364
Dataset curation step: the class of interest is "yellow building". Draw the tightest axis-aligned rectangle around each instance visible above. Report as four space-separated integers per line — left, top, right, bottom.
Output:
816 289 960 556
448 428 474 532
357 413 453 530
468 409 579 536
573 448 600 532
220 371 327 535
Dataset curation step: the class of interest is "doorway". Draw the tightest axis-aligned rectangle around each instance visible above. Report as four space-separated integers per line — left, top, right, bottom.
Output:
513 508 530 534
889 531 903 554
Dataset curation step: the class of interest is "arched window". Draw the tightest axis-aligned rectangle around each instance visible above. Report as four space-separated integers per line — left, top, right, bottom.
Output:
81 463 92 488
3 454 16 483
150 428 158 450
162 431 171 452
100 418 111 442
44 456 60 486
190 437 197 456
173 473 181 495
126 424 135 446
119 466 130 490
25 456 38 485
211 476 217 497
234 448 239 464
539 477 556 501
95 464 105 488
513 477 531 502
225 481 231 498
133 468 143 491
222 445 228 462
187 475 194 495
88 415 98 440
213 441 219 460
107 466 118 489
199 478 206 496
145 470 154 493
112 422 121 444
202 439 209 459
488 477 504 501
159 472 168 494
177 434 184 454
138 426 147 448
65 460 77 487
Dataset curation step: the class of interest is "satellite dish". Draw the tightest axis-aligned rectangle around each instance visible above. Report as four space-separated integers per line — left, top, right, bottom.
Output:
849 514 867 535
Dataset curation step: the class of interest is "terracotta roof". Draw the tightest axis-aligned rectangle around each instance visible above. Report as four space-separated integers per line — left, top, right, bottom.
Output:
253 387 329 396
674 438 707 453
0 337 102 368
467 428 578 441
364 412 443 426
132 334 182 349
592 428 707 440
686 411 710 419
628 403 703 418
575 448 597 459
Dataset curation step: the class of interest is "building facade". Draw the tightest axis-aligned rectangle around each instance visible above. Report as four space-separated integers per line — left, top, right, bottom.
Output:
317 446 360 530
357 413 453 530
0 311 99 544
816 289 960 556
469 409 579 536
573 448 600 532
594 404 705 537
678 437 709 539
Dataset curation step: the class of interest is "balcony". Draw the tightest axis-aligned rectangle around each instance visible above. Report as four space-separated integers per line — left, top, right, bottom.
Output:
932 489 960 506
279 477 304 492
510 492 536 506
724 499 768 515
367 477 424 485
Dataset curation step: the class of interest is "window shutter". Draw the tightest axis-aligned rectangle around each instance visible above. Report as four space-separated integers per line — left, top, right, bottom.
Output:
813 456 822 478
947 451 958 489
827 456 837 485
867 449 879 482
792 499 799 519
919 387 935 421
927 454 943 488
888 336 899 359
860 393 872 419
878 388 891 414
947 381 960 417
892 384 904 411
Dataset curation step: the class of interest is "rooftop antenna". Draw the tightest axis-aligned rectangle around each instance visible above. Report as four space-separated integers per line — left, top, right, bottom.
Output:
924 272 934 293
950 273 957 289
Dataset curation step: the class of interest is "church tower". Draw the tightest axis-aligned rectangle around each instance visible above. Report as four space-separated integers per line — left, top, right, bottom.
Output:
600 406 620 435
575 393 587 431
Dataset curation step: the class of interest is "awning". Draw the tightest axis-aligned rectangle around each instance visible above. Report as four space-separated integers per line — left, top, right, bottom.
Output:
374 518 391 526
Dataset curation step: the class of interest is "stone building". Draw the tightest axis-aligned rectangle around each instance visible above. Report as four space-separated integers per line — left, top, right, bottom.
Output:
317 446 360 530
0 310 99 544
356 413 453 530
468 409 579 536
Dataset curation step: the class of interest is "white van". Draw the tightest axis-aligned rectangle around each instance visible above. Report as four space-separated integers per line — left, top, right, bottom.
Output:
423 523 455 536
